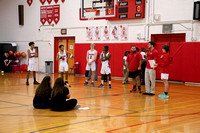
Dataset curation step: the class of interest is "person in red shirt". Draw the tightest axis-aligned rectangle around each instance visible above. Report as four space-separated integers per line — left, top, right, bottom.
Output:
155 45 170 98
126 45 143 93
143 41 158 95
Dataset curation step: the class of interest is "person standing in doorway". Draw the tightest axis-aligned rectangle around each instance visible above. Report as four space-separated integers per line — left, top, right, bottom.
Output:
84 43 97 87
56 45 73 84
26 42 40 85
143 41 158 95
127 45 143 93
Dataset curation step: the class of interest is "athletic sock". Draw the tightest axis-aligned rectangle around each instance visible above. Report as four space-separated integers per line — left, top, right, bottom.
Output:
85 80 88 83
138 86 141 91
109 81 111 84
164 92 168 95
101 80 104 84
34 78 36 82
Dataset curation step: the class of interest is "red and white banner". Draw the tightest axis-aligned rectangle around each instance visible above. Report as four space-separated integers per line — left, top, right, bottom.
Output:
40 0 46 5
53 5 60 24
40 6 47 25
47 0 52 4
27 0 33 6
61 0 65 3
54 0 59 4
46 5 54 24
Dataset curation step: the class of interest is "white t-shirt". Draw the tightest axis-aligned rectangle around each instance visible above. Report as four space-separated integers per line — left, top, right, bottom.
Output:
59 50 67 64
28 48 36 64
140 51 146 60
123 56 127 69
88 49 97 63
101 52 110 66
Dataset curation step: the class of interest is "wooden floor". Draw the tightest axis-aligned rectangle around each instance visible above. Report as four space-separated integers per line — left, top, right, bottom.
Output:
0 72 200 133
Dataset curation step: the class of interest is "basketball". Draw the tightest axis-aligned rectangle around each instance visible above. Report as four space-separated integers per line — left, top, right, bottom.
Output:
9 51 13 55
16 51 21 57
21 52 26 58
13 53 17 57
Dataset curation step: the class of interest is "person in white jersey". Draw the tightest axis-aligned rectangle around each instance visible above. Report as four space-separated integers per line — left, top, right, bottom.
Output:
56 45 73 84
84 43 97 87
26 42 40 85
98 46 112 88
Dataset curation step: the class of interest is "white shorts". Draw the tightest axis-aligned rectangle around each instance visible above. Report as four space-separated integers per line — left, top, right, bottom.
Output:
86 62 96 71
100 64 111 75
161 73 169 80
28 62 37 71
59 62 68 72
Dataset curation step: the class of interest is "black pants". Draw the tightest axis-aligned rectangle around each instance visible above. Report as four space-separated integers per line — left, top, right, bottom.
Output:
33 102 50 109
51 99 77 111
141 61 147 83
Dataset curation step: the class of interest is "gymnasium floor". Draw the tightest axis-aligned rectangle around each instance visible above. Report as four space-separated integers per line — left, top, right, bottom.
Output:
0 72 200 133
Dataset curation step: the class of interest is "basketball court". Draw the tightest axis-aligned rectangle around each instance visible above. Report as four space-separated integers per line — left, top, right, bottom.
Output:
0 73 200 133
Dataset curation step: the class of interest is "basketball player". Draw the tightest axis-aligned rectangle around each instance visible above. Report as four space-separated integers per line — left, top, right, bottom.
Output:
26 42 40 85
98 46 111 88
104 26 109 40
95 27 100 40
127 45 143 93
84 43 97 87
56 45 73 83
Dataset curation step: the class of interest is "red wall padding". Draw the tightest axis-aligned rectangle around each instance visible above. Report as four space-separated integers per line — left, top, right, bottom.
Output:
75 42 200 83
75 43 148 77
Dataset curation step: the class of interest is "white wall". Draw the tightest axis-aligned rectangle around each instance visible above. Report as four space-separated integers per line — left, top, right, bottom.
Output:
0 0 199 72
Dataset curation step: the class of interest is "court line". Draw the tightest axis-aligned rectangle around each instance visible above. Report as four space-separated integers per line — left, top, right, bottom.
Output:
106 112 200 133
153 120 200 133
12 99 200 132
27 103 200 133
0 105 25 109
0 100 29 106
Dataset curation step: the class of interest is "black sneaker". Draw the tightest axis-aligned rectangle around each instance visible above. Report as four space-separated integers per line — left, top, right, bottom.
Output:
65 80 71 87
148 93 155 95
130 88 137 93
26 82 29 85
109 84 111 88
84 82 88 86
91 82 94 87
33 81 40 84
143 92 150 95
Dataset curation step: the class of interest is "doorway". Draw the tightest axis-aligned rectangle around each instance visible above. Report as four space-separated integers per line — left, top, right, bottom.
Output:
54 37 75 73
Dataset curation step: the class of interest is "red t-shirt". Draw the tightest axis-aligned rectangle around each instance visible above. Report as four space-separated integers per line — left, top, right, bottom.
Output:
158 52 170 74
126 52 142 72
146 49 158 69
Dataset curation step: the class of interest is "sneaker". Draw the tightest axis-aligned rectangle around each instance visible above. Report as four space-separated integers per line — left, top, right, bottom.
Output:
65 80 71 87
91 82 94 87
84 82 88 86
149 93 155 95
109 84 111 88
26 82 29 85
143 92 150 95
130 88 137 93
158 93 169 98
122 82 126 84
138 90 142 93
34 81 40 84
98 84 104 88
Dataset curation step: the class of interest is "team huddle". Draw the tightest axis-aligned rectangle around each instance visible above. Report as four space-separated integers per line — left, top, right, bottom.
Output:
27 41 170 100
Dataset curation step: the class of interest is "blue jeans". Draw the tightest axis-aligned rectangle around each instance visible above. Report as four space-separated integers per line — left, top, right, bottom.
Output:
88 64 98 81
